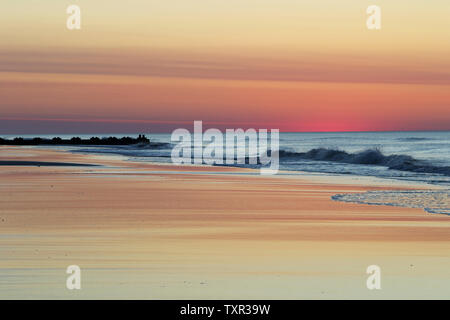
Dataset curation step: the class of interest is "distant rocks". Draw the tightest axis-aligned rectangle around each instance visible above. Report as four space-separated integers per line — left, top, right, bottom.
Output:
0 134 150 146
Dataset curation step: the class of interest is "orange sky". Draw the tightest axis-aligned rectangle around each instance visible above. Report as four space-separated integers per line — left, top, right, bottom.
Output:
0 1 449 133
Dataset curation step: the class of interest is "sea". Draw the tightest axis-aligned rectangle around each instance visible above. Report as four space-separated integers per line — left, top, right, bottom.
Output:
2 131 449 215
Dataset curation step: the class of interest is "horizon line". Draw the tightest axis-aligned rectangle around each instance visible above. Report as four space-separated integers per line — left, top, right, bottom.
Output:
1 129 450 137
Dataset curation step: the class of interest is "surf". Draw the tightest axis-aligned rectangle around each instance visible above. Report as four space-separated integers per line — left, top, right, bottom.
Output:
278 148 450 177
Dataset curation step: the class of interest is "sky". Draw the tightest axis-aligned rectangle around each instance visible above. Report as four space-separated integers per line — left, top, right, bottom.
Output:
0 0 449 134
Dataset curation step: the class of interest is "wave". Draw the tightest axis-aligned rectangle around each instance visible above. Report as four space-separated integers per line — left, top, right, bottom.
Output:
132 142 173 149
70 142 173 158
279 148 450 176
396 137 435 142
70 142 450 178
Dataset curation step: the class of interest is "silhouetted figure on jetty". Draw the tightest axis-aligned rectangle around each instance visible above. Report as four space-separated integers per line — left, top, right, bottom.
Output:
0 134 150 146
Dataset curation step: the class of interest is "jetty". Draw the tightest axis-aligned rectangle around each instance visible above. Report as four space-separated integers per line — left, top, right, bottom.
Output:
0 134 150 146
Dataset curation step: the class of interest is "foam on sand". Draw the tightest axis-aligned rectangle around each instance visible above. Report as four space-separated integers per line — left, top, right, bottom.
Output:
332 189 450 215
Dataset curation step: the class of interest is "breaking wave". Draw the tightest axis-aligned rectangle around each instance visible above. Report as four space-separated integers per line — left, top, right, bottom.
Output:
279 148 450 176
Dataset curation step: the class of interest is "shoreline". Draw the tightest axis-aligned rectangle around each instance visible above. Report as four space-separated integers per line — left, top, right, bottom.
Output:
1 146 449 299
0 160 98 167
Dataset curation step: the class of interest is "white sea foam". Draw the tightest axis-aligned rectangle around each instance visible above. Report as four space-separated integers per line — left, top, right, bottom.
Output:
332 190 450 215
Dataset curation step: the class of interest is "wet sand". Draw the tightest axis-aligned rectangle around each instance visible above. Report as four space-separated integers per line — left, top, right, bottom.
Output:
0 146 449 299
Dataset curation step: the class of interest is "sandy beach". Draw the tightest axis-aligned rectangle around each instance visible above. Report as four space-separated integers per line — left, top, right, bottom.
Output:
0 146 449 299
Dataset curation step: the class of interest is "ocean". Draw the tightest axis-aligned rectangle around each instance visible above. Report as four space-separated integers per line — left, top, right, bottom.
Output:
2 131 449 214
